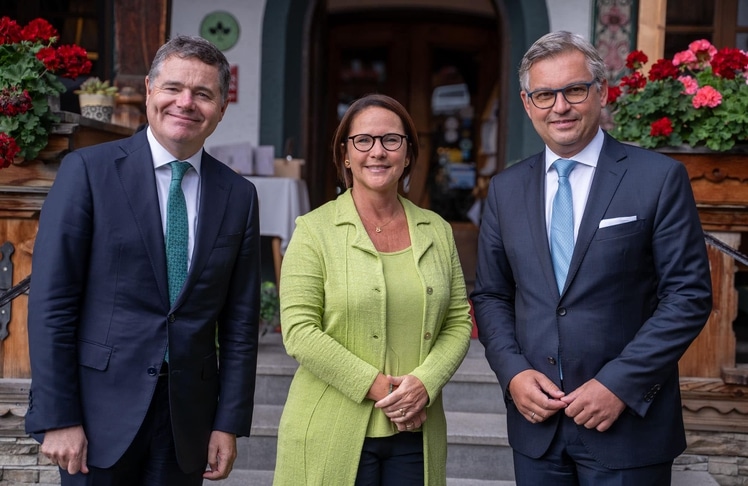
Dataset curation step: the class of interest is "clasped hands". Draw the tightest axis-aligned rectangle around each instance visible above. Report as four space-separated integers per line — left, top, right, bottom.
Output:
508 369 626 432
368 373 428 432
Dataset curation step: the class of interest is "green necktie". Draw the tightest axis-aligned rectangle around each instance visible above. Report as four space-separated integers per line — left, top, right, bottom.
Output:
166 161 192 306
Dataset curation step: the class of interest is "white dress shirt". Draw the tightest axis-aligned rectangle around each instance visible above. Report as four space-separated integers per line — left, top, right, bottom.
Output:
147 127 202 270
544 128 604 243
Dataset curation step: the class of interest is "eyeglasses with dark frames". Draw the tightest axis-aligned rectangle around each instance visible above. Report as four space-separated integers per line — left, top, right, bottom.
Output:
526 80 597 109
345 133 408 152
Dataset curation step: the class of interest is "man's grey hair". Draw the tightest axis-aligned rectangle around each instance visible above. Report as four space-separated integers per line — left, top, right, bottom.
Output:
518 31 606 93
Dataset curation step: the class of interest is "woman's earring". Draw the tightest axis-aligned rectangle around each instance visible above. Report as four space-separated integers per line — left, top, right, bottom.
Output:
344 159 351 167
404 159 410 167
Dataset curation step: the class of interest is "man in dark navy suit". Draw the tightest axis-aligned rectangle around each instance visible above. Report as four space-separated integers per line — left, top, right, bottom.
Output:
471 31 712 485
26 35 260 485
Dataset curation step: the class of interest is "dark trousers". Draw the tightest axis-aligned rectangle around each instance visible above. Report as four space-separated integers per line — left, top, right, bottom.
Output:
354 432 424 486
61 374 204 486
513 415 673 486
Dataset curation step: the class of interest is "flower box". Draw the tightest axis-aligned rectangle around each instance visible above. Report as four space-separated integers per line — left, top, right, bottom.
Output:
657 146 748 206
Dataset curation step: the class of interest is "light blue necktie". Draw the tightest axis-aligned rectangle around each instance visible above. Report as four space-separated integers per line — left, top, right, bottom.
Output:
166 161 191 306
550 159 577 293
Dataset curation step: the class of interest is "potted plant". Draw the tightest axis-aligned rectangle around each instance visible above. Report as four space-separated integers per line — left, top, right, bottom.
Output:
608 39 748 152
0 16 91 169
74 76 118 123
607 39 748 206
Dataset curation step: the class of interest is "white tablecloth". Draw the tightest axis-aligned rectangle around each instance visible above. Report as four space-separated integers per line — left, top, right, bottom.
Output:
245 176 310 254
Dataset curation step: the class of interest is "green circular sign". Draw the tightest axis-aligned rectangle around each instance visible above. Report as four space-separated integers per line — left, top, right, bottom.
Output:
199 11 240 51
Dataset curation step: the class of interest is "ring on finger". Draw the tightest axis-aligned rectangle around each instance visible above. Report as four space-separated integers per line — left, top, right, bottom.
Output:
399 408 406 417
531 412 536 420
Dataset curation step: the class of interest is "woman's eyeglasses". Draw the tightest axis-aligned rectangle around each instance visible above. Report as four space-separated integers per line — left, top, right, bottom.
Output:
345 133 408 152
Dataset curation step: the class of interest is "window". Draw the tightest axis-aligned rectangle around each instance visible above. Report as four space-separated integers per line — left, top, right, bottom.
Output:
664 0 748 57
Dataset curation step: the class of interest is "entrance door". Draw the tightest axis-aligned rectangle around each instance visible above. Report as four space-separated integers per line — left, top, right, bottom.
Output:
308 14 501 288
314 16 501 217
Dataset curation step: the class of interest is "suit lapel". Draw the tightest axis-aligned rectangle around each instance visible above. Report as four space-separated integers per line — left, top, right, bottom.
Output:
115 133 170 308
565 136 627 292
178 155 230 307
524 154 561 296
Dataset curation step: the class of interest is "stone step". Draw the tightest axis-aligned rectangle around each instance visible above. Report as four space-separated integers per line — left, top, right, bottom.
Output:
237 404 514 481
255 332 505 414
205 470 719 486
206 470 517 486
245 334 721 486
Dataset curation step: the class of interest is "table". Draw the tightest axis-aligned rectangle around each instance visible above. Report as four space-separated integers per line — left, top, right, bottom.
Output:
245 176 310 283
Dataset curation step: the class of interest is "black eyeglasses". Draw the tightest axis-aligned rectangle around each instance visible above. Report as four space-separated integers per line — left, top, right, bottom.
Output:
345 133 408 152
526 81 597 109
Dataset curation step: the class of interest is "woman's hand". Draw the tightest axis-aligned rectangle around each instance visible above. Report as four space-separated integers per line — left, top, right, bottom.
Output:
374 374 429 429
366 372 396 402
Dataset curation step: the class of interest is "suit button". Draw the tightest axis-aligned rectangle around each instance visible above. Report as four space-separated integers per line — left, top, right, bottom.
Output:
556 307 567 316
426 287 433 295
147 367 158 376
168 314 176 323
424 332 432 340
547 357 556 365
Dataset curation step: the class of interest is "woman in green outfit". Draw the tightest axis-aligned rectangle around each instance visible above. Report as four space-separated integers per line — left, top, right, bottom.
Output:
273 94 474 485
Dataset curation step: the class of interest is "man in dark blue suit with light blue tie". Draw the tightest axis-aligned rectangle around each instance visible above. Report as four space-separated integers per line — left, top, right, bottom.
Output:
25 35 260 485
471 31 712 485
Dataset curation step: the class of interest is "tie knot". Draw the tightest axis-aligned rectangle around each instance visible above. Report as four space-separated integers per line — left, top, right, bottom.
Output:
169 161 192 182
553 158 577 178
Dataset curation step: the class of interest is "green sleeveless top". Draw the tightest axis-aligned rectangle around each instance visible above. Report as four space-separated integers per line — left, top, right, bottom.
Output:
366 247 425 437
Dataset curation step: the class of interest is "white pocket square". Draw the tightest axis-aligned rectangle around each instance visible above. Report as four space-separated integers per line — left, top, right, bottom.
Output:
599 216 637 228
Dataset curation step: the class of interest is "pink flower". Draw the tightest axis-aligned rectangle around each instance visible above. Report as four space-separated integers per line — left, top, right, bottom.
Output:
678 75 699 95
692 86 722 108
689 39 718 59
673 50 697 68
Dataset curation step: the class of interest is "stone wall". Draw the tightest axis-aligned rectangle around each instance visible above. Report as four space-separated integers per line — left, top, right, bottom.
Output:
683 430 748 486
0 436 57 486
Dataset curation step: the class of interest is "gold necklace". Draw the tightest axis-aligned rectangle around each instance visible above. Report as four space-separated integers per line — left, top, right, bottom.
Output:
362 208 400 233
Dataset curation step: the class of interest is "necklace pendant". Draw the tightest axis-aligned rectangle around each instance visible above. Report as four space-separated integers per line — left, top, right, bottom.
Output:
375 227 382 233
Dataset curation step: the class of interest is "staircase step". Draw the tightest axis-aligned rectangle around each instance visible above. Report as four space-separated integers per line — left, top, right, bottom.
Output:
204 467 718 485
255 333 505 413
241 334 720 486
204 470 517 485
237 404 514 481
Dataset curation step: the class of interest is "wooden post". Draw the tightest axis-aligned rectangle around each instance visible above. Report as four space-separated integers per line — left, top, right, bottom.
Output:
679 232 738 378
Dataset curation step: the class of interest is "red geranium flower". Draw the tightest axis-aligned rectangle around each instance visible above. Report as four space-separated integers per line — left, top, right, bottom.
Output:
20 18 58 44
35 46 61 72
625 50 648 70
0 87 33 116
711 48 748 80
649 117 673 138
648 59 679 81
0 133 20 169
620 71 647 92
0 16 22 44
54 44 92 79
607 85 622 104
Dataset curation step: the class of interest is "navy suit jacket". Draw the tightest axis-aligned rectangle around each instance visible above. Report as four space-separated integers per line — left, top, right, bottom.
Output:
471 133 712 468
25 129 261 472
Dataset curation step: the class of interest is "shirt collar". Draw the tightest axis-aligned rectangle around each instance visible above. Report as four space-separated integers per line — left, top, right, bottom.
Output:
147 126 203 174
545 128 604 172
